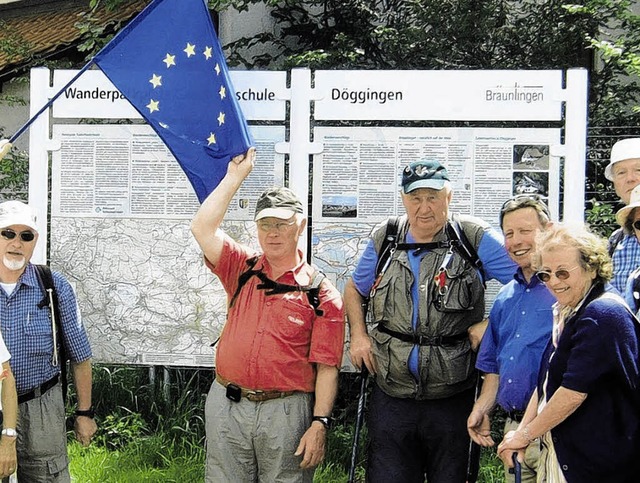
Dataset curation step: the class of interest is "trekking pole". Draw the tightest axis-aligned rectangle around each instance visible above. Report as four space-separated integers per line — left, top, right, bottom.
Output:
466 372 483 483
347 366 369 483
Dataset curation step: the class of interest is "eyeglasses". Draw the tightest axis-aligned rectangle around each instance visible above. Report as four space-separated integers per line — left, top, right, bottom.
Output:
536 265 579 282
633 220 640 231
1 229 35 242
256 219 296 233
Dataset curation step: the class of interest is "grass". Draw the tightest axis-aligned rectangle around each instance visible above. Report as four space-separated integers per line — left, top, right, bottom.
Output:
66 366 505 482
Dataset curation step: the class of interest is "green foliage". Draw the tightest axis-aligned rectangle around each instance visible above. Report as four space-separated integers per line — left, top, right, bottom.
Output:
96 409 149 450
75 3 133 60
0 20 33 64
0 131 28 201
215 0 640 125
586 195 618 237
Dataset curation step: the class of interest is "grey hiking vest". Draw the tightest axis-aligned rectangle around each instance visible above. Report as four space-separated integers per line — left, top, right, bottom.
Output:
369 214 487 399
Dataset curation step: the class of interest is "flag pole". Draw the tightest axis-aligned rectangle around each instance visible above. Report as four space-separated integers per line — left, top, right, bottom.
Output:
9 59 96 143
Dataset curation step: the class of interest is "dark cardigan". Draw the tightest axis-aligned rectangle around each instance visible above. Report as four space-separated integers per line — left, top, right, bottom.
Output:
538 282 640 483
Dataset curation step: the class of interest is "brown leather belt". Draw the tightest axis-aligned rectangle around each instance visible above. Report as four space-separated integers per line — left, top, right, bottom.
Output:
215 374 297 402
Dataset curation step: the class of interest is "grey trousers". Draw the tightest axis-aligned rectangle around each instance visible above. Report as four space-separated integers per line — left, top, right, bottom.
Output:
204 380 314 483
15 383 70 483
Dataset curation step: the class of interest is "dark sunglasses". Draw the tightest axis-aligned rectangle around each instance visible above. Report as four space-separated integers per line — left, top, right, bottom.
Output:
536 266 579 283
633 220 640 231
1 229 35 242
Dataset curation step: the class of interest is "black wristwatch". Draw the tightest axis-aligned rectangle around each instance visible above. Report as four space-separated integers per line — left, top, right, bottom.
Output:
312 416 332 429
75 407 95 419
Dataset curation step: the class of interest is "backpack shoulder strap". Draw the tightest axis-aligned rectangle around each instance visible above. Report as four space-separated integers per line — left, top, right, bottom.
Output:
230 256 327 316
33 264 68 402
374 216 401 278
305 269 327 317
446 220 486 285
608 228 624 257
229 256 260 309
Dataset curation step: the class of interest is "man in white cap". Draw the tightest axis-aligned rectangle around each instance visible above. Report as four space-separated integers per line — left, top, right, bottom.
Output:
191 149 345 483
0 200 96 482
604 138 640 292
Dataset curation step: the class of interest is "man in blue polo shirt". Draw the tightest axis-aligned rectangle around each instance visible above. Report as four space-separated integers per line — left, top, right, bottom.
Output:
467 195 554 483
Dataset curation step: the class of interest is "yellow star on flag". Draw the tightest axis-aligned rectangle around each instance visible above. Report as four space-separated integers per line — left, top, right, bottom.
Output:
163 54 176 68
215 63 221 75
207 132 217 145
147 99 160 113
149 74 162 88
217 112 225 125
219 85 226 99
184 43 196 57
203 46 212 60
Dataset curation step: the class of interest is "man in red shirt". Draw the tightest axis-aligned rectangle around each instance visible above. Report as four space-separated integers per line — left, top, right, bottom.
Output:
191 148 345 483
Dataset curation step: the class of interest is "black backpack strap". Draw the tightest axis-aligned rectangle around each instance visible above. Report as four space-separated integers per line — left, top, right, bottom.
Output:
370 217 402 298
608 228 624 257
229 256 326 315
34 264 68 403
374 216 400 277
445 220 486 285
305 270 326 317
229 256 260 309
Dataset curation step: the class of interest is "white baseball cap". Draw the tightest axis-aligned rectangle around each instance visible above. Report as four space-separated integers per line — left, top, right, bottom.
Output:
604 138 640 181
0 200 38 232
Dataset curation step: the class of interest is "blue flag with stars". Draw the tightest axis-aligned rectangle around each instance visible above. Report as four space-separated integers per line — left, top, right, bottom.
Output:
93 0 253 203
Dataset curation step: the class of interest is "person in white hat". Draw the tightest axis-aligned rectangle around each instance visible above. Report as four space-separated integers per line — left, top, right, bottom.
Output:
604 138 640 293
613 185 640 312
604 138 640 205
0 200 96 482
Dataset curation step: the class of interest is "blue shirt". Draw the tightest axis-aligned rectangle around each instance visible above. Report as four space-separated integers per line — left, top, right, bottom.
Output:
611 233 640 293
0 264 92 394
353 220 517 379
476 269 554 412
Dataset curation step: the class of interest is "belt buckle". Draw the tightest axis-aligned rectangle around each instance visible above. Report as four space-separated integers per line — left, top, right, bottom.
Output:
246 390 263 402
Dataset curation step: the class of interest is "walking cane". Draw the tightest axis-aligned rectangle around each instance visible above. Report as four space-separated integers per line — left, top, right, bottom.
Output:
510 452 522 483
347 366 369 483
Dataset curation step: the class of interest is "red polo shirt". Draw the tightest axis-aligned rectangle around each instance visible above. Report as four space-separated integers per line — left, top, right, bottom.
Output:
207 237 345 392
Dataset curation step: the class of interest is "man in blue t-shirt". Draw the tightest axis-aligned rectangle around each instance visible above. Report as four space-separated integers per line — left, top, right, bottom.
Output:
345 160 517 482
467 195 554 483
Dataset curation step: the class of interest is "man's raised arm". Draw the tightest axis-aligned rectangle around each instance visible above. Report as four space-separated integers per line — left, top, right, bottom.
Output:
191 148 256 266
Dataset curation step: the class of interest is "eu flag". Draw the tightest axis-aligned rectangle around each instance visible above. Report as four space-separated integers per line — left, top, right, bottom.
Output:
93 0 253 203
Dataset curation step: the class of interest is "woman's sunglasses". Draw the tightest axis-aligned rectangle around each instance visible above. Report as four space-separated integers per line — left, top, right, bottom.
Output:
536 266 579 282
1 229 36 242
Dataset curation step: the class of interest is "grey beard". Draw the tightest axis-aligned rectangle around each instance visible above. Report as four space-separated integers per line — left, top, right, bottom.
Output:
3 256 25 271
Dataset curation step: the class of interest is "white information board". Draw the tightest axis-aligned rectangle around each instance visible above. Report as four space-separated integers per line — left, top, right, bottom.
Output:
314 70 564 121
27 67 587 367
51 69 287 120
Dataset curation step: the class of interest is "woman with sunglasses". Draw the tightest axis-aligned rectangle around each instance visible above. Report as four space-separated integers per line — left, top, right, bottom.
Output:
497 224 640 483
